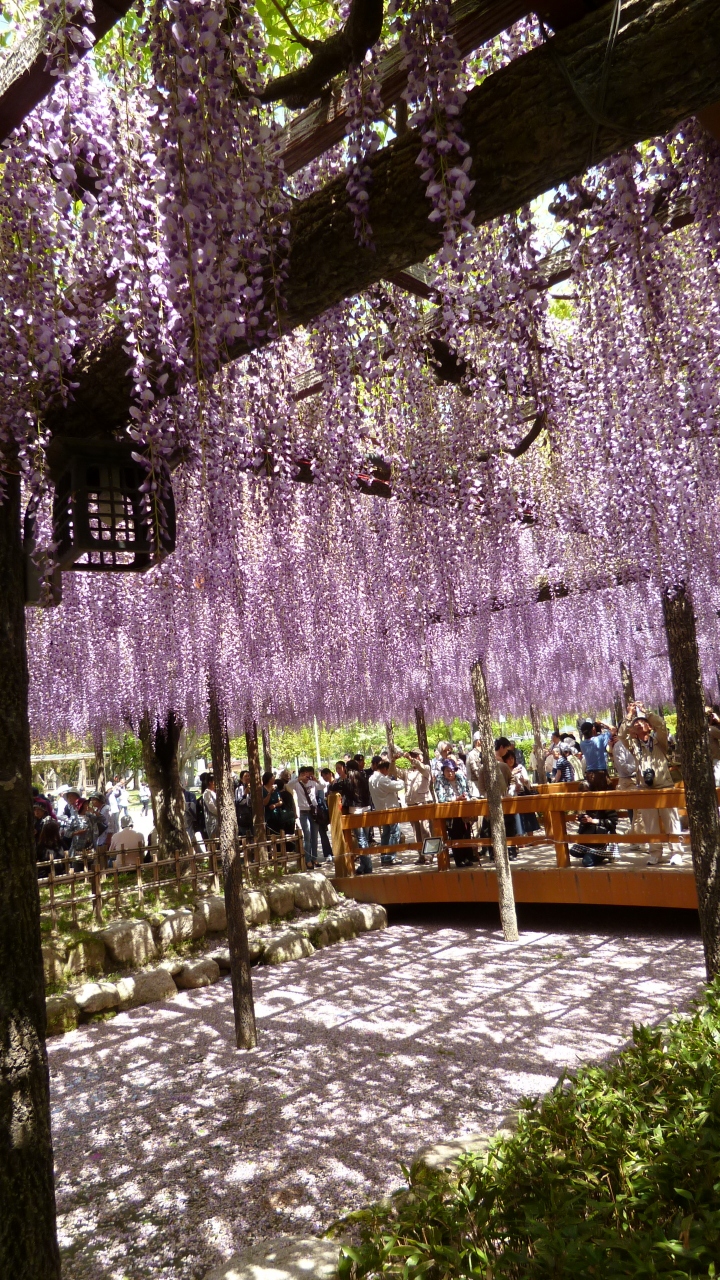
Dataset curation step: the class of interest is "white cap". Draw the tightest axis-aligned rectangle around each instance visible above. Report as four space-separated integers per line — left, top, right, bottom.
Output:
57 785 70 794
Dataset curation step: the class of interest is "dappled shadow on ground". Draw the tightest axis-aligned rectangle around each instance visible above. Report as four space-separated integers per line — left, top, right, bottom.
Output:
49 910 705 1280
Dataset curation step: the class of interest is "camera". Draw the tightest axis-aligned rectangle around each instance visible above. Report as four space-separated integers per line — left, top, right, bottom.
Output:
642 767 656 788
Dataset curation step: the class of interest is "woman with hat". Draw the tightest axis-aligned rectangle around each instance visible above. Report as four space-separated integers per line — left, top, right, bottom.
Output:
435 760 476 868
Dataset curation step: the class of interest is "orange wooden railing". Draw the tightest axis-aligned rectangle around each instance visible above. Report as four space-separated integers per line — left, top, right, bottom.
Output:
328 785 693 877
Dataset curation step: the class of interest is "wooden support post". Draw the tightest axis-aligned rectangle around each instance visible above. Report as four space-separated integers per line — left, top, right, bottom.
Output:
471 659 519 941
209 684 257 1050
548 807 570 867
620 661 636 711
662 585 720 980
329 791 354 877
529 704 544 785
0 472 61 1278
261 725 272 775
245 721 266 856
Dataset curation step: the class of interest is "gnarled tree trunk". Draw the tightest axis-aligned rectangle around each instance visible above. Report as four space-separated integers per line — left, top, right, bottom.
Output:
662 585 720 979
529 703 544 785
620 661 636 710
261 726 272 776
471 658 519 942
0 474 60 1279
208 686 257 1049
93 730 106 795
138 711 194 865
245 722 266 851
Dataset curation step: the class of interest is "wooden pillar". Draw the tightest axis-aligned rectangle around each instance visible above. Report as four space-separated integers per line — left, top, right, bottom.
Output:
261 725 272 775
208 684 257 1049
662 585 720 980
245 721 266 851
529 704 544 785
470 659 519 942
0 473 61 1277
329 791 354 876
620 661 636 710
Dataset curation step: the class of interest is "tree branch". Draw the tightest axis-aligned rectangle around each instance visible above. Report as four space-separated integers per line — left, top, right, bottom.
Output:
259 0 384 108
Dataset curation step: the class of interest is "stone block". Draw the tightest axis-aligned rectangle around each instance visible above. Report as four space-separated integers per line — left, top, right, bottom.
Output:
322 913 356 945
347 902 387 933
42 941 67 985
192 909 208 940
157 908 196 950
64 936 106 978
74 981 120 1015
46 993 78 1036
283 873 339 911
244 890 270 926
208 948 231 970
175 959 221 990
196 895 227 932
115 968 178 1009
266 883 295 918
100 918 157 967
157 957 185 976
204 1235 341 1280
264 931 315 966
410 1127 516 1179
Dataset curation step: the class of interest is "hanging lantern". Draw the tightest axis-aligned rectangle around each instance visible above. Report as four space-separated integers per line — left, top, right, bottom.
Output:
47 437 176 572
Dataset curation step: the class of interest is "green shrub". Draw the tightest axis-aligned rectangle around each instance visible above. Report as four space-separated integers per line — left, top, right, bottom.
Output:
335 983 720 1278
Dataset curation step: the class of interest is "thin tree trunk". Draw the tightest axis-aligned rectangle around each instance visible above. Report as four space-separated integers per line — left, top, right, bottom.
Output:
529 703 544 785
552 712 560 734
385 719 397 777
620 662 636 710
245 721 266 851
470 659 519 942
662 585 720 980
261 725 272 775
614 694 624 728
0 474 61 1278
138 711 194 864
414 704 436 798
208 685 257 1050
93 730 105 795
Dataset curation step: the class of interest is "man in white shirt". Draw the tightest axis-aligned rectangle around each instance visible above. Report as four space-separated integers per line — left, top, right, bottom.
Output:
402 751 434 860
287 766 320 868
109 817 145 870
610 726 645 854
369 760 404 863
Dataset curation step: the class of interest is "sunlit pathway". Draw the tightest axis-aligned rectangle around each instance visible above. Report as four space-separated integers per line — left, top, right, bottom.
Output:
50 910 705 1280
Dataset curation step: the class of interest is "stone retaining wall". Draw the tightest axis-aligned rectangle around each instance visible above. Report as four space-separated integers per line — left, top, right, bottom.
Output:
45 872 387 1036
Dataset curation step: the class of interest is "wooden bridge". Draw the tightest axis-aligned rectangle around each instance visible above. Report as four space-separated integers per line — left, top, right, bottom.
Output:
328 786 699 911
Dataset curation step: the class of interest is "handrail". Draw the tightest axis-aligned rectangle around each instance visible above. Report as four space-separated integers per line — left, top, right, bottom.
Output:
328 786 696 877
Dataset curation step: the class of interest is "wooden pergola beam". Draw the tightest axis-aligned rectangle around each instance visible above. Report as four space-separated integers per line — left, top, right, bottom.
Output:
45 0 720 443
0 0 133 141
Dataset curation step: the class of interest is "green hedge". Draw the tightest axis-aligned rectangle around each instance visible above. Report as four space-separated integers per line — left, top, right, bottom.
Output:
336 983 720 1278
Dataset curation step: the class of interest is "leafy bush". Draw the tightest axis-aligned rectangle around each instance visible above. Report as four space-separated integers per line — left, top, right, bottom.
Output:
335 984 720 1278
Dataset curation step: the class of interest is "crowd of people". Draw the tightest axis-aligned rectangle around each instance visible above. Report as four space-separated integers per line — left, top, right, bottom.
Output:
34 699 719 878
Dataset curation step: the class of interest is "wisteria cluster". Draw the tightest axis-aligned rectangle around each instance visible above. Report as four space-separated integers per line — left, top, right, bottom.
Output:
3 0 720 742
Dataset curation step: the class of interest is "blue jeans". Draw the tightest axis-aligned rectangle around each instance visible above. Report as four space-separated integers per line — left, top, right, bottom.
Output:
381 822 400 845
299 811 319 864
356 853 373 875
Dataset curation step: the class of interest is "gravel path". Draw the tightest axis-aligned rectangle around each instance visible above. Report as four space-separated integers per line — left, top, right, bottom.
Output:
49 907 705 1280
